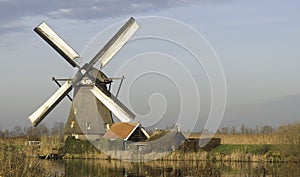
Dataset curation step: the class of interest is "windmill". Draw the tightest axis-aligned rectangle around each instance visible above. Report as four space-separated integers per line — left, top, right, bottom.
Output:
29 17 139 139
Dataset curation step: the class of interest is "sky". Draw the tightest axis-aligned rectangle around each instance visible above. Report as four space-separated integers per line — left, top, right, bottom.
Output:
0 0 300 131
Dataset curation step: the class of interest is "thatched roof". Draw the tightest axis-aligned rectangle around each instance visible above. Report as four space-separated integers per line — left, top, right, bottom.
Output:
144 129 186 151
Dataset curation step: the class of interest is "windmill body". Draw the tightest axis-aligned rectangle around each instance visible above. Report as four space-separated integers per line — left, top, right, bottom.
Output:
29 18 139 140
64 70 114 140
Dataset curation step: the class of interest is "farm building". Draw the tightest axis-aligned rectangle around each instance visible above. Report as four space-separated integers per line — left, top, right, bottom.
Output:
103 122 150 142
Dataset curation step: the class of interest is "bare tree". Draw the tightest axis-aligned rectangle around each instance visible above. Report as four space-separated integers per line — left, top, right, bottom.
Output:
3 129 9 138
221 127 229 134
51 121 65 138
10 125 24 137
240 124 246 134
255 125 260 134
26 123 49 140
230 126 236 134
247 128 254 134
261 125 274 134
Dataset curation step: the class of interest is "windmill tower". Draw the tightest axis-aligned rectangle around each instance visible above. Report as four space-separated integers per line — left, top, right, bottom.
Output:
63 70 114 140
29 18 139 140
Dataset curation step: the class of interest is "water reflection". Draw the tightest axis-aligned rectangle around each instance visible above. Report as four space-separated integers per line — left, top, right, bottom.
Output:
43 159 300 177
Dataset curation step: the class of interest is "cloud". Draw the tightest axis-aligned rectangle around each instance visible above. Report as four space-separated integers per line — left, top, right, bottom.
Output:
39 0 203 20
0 0 204 34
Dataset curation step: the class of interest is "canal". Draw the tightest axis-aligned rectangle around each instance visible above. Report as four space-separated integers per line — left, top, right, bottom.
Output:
42 159 300 177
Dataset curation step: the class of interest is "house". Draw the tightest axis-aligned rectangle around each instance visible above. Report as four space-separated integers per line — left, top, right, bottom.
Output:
102 122 150 151
103 122 150 142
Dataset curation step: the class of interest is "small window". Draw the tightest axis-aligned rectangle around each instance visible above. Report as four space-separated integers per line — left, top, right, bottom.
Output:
71 121 75 128
86 122 91 130
104 123 110 130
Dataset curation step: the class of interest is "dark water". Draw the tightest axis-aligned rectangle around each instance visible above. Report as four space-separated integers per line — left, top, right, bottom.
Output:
43 159 300 177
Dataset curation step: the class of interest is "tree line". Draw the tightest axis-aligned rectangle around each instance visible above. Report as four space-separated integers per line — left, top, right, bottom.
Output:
1 122 299 141
0 122 64 140
216 124 276 135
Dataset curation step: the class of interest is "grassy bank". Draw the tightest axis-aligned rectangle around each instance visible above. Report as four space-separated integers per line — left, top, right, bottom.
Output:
62 138 287 162
2 132 299 162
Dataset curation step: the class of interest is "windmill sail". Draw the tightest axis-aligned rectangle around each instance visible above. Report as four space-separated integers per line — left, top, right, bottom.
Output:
90 85 135 122
90 17 139 68
34 22 79 67
28 81 73 126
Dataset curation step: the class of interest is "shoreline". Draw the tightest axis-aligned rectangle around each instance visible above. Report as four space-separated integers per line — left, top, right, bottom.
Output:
2 136 299 163
61 144 293 163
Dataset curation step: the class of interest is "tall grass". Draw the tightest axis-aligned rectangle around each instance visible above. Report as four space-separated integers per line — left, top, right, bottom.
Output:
276 123 300 161
0 141 49 177
215 134 282 144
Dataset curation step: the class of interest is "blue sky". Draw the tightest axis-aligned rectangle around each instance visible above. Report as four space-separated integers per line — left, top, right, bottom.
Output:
0 0 300 130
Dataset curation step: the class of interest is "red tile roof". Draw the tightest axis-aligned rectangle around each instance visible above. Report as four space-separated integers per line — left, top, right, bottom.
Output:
103 122 139 140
